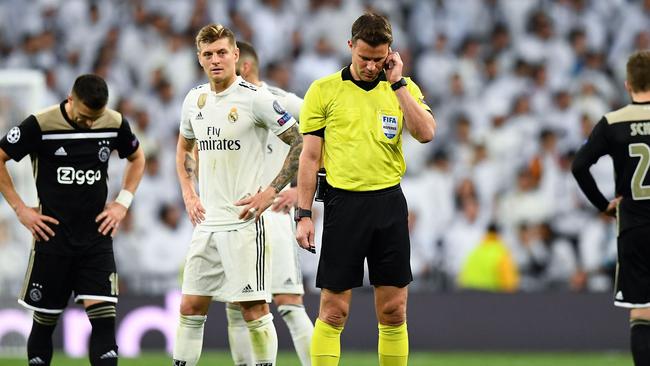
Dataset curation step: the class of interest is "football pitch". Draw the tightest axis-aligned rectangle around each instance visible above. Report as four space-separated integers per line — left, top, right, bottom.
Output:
0 351 633 365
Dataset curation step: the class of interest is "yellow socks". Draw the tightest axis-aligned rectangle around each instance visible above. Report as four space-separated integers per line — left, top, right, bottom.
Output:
310 318 343 366
378 322 409 366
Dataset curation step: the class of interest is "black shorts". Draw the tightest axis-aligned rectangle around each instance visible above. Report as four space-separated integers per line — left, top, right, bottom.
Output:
19 249 118 313
614 226 650 308
316 184 412 290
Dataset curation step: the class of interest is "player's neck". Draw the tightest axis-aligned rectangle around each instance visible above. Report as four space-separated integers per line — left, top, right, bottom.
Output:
631 91 650 104
210 74 237 93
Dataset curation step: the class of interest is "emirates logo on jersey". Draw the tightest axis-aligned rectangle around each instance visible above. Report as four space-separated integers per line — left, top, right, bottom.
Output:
228 107 238 123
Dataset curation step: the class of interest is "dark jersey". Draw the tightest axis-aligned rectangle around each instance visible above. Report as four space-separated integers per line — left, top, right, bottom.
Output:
572 101 650 233
0 101 139 255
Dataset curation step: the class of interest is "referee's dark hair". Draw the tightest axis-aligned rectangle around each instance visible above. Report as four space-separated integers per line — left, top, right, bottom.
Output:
627 50 650 93
72 74 108 110
351 12 392 47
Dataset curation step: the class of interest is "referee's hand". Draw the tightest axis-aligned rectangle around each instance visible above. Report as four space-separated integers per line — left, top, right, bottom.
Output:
296 218 316 253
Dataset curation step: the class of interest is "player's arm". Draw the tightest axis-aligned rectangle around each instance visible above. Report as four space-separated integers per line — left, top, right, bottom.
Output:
176 135 205 225
235 124 303 221
96 146 145 236
0 148 59 241
571 118 613 215
295 134 322 252
384 50 435 143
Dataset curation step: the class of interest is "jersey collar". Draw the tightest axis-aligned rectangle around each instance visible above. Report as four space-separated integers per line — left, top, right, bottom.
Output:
59 100 84 130
632 100 650 105
341 65 386 92
213 76 243 96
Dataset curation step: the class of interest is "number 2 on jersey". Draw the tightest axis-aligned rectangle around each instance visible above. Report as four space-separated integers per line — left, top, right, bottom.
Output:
629 143 650 200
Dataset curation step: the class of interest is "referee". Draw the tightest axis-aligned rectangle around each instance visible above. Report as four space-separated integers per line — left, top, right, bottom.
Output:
295 13 436 366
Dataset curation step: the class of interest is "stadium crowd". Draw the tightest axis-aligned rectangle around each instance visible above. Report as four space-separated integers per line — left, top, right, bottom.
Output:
0 0 649 296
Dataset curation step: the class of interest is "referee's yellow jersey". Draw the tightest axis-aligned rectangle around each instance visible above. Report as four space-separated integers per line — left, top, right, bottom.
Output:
300 66 431 191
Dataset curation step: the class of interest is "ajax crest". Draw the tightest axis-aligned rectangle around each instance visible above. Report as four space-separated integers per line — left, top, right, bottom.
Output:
382 115 398 139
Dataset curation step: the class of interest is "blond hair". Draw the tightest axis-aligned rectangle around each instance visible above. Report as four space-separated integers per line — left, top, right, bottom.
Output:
195 23 236 51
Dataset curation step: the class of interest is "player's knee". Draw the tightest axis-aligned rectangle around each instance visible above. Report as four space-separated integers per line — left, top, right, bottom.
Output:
239 300 269 321
631 308 650 321
377 299 406 326
273 293 302 306
179 298 210 316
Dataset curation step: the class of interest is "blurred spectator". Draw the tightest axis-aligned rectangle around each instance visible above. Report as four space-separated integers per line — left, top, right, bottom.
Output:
458 223 519 292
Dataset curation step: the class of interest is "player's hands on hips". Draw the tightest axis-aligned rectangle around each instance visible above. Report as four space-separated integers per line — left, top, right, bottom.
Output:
182 191 206 226
271 187 297 214
96 202 128 237
605 196 622 217
235 187 276 221
384 48 403 84
296 218 316 253
16 206 59 241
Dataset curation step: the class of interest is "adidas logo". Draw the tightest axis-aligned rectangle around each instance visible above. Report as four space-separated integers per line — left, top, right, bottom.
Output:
173 359 187 366
284 278 293 285
242 284 254 293
54 146 67 156
28 357 45 364
196 112 204 120
616 291 624 300
100 350 118 359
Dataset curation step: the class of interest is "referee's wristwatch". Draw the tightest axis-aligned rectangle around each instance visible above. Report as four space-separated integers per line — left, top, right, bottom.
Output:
391 77 407 91
294 208 312 222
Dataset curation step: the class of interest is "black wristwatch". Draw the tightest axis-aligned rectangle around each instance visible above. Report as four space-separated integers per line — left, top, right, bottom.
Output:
294 208 312 222
391 77 407 91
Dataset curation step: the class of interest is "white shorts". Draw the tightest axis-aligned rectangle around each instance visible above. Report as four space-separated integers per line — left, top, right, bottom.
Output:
265 210 304 295
182 220 271 303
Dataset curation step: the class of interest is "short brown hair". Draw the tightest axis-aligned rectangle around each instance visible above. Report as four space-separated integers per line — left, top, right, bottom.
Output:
195 23 236 50
627 50 650 93
351 13 392 47
237 40 259 66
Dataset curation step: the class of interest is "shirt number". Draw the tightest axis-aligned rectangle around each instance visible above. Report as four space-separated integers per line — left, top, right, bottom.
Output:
629 143 650 200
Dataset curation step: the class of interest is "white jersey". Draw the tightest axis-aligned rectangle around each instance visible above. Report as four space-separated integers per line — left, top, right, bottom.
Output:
180 76 296 231
260 82 303 187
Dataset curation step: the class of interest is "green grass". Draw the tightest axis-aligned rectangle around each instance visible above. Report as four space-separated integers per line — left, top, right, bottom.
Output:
0 351 634 366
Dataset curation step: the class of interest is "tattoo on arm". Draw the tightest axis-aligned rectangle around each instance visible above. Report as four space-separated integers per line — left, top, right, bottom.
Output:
182 138 197 180
184 152 196 180
271 125 303 193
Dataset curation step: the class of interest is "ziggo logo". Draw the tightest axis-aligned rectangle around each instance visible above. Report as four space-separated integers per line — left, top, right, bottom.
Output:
57 167 101 185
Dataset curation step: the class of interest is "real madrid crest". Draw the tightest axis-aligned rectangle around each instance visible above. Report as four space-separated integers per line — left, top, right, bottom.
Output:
228 107 239 123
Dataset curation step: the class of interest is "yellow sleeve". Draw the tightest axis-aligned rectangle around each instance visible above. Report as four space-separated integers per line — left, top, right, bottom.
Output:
299 81 327 134
405 77 431 113
498 252 520 292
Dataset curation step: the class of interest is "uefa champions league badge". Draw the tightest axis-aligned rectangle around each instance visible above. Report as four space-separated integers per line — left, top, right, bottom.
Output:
228 107 239 123
273 100 286 114
382 114 398 139
7 126 20 143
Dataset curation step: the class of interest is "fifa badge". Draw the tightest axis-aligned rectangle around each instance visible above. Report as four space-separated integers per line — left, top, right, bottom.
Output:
228 107 239 123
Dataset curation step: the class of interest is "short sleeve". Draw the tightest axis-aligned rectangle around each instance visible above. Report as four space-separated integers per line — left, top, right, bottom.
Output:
0 116 41 161
405 78 431 113
299 82 327 134
115 118 140 159
179 91 196 139
283 92 304 123
253 88 296 136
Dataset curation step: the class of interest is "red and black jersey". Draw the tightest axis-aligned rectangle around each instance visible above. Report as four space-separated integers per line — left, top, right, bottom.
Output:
0 101 139 255
572 101 650 234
